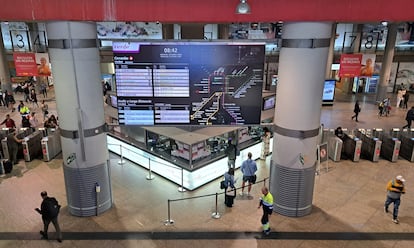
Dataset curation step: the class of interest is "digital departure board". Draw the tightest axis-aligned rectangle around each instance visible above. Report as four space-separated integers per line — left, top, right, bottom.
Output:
113 42 265 126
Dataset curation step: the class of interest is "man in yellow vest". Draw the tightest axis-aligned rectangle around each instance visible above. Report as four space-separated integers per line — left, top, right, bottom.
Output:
258 186 273 235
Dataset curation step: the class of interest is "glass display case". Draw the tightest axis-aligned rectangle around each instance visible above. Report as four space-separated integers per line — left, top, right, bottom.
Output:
107 125 271 190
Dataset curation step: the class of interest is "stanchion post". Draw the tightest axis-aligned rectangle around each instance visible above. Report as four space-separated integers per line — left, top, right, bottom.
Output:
95 182 100 216
211 192 221 219
164 199 175 225
146 157 155 180
118 144 125 165
178 168 186 192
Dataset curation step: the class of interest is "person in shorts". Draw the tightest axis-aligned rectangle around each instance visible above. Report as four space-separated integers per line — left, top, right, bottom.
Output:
240 152 257 196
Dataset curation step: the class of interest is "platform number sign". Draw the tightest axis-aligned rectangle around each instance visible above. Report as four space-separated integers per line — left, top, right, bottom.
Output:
343 32 381 52
10 30 30 51
10 30 47 52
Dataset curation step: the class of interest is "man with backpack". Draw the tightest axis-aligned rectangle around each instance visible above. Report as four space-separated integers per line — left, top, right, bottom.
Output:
35 191 62 242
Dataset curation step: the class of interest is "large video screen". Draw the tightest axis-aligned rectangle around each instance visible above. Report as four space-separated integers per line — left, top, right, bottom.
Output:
113 42 265 125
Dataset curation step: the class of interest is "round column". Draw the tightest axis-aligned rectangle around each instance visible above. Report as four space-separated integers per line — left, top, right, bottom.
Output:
270 22 332 217
0 31 12 92
46 21 112 216
377 23 398 101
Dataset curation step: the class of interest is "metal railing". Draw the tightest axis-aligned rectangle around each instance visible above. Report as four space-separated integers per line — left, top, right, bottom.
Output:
107 142 186 192
164 177 270 225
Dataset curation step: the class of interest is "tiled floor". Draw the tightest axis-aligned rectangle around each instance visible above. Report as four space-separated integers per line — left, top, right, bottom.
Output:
1 87 414 247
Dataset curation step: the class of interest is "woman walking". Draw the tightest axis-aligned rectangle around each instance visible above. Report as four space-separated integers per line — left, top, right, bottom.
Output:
351 100 361 122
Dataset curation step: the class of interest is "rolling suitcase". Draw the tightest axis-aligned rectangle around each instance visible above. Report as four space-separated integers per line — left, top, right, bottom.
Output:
2 159 12 174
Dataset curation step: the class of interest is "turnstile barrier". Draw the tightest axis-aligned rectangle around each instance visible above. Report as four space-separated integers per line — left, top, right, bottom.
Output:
342 134 362 162
41 128 62 161
399 129 414 162
22 131 43 162
356 129 382 162
328 136 342 162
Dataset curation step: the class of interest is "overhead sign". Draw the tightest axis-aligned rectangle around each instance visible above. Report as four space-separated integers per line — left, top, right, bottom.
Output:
113 42 265 126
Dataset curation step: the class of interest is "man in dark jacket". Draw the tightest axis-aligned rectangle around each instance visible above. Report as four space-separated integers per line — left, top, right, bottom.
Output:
35 191 62 242
402 106 414 129
225 138 237 169
6 129 22 165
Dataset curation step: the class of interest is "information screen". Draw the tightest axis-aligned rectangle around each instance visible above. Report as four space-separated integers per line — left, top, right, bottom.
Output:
322 79 336 105
113 42 265 125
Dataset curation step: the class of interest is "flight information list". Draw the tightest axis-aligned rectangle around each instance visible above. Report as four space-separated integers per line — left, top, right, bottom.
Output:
113 42 265 126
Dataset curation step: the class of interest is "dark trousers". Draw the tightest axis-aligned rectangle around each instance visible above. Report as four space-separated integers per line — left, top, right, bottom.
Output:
351 112 359 121
403 120 412 129
9 146 18 165
261 210 269 225
43 216 62 239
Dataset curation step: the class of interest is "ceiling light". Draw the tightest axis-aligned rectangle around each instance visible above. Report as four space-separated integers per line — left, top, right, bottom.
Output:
236 0 251 14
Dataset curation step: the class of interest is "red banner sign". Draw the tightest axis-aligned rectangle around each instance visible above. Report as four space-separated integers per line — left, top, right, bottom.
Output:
13 53 37 76
338 54 362 77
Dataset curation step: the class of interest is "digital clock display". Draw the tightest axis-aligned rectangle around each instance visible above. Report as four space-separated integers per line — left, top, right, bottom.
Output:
164 47 178 53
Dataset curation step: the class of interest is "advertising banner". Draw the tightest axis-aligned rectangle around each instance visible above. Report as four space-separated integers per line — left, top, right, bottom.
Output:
13 52 37 76
339 54 362 77
35 53 52 76
360 54 376 77
97 22 162 40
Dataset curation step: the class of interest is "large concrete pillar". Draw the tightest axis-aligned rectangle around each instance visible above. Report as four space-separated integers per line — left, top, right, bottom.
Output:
46 21 112 216
0 30 12 92
325 23 337 79
377 23 398 101
270 22 332 217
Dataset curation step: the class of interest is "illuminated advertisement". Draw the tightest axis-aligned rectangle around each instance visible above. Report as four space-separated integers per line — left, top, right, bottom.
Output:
13 53 37 76
322 80 336 105
338 54 362 77
113 42 265 126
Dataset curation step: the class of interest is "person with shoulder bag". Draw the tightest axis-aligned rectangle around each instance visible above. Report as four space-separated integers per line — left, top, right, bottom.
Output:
223 168 236 207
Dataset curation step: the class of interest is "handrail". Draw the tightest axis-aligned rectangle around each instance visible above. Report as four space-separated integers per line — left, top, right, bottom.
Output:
107 142 182 170
107 142 186 191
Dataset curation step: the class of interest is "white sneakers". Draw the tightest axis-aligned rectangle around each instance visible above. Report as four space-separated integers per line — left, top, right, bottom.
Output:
239 192 251 196
393 218 399 224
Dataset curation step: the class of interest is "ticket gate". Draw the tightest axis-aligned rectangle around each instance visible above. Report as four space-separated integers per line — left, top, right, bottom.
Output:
371 128 400 162
342 134 362 162
399 129 414 162
0 128 11 159
355 129 382 162
41 128 62 161
327 135 342 162
22 131 43 162
322 128 334 144
1 137 9 160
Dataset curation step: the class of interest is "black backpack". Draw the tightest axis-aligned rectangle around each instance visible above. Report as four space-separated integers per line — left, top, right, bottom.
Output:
45 197 60 218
